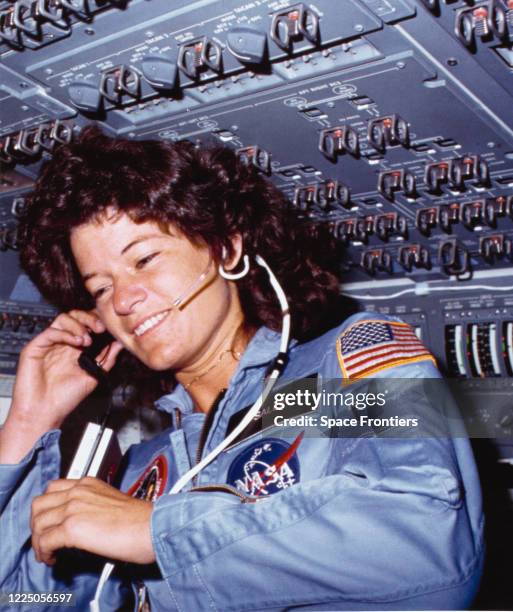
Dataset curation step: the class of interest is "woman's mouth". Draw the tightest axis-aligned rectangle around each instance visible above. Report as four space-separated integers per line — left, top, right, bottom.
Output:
134 310 171 337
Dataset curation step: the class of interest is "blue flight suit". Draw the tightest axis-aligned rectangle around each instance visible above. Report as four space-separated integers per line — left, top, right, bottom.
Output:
0 312 484 611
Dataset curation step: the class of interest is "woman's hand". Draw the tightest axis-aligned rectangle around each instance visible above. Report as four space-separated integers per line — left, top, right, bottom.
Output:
0 310 123 464
31 477 155 565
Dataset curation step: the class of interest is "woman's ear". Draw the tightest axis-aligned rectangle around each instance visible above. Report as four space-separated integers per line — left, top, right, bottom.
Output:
222 234 244 272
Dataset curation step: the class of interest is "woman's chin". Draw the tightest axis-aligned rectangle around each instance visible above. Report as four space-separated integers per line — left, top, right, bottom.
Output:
136 348 180 372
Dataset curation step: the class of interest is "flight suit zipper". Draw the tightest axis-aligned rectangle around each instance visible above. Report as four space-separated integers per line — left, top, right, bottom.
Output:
189 483 257 503
194 388 227 471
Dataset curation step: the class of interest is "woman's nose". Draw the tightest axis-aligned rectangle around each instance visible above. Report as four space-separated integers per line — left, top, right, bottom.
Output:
112 280 147 315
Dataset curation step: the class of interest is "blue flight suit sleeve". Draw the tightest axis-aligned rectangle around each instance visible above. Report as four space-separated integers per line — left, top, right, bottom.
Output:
150 358 484 610
0 431 61 593
0 430 128 611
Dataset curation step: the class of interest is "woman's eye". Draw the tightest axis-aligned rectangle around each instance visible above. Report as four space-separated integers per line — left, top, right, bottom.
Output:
93 287 107 301
136 252 159 269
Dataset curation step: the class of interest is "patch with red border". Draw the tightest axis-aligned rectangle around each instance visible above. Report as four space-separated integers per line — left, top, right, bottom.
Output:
127 454 168 502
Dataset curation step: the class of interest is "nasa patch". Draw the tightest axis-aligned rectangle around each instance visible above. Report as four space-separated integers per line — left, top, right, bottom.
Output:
227 433 303 497
127 454 168 502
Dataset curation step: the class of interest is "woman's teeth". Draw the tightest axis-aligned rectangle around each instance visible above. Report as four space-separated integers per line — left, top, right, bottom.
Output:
134 310 169 336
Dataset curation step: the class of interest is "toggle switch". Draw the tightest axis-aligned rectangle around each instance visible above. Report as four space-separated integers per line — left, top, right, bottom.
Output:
100 65 141 104
177 37 223 79
367 115 410 153
318 126 359 161
270 3 320 52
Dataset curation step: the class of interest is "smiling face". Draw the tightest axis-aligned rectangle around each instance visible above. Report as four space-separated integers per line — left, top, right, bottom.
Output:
70 210 244 372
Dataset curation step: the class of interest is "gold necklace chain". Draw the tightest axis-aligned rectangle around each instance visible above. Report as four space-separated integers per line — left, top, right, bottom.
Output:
184 345 242 391
184 324 246 391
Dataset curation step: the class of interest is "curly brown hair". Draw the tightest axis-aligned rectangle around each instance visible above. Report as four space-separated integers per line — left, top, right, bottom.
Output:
19 125 343 401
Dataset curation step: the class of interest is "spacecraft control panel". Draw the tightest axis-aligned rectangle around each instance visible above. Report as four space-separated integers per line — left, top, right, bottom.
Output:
1 1 513 433
1 1 513 605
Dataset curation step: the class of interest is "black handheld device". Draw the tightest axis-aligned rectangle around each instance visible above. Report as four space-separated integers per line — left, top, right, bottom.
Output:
77 331 114 390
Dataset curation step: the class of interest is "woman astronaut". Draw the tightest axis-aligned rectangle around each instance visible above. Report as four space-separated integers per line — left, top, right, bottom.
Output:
0 126 483 611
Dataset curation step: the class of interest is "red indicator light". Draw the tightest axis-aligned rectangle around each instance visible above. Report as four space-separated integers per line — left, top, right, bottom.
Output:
473 7 488 18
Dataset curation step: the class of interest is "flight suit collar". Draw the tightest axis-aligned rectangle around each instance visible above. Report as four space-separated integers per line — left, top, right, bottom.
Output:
154 326 292 425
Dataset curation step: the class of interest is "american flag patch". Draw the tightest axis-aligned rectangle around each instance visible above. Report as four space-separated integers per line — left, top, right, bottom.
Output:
337 319 436 380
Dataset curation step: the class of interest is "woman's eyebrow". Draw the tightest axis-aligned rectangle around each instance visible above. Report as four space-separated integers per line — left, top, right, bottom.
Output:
120 234 166 255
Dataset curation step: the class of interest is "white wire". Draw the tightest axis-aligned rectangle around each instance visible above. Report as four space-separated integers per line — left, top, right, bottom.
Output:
343 283 513 301
90 254 291 611
255 254 291 354
90 565 114 612
169 254 290 494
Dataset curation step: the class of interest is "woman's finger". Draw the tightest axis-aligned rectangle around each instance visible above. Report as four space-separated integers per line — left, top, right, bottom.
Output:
68 310 105 333
97 341 124 371
31 327 90 350
48 313 90 339
31 495 69 535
